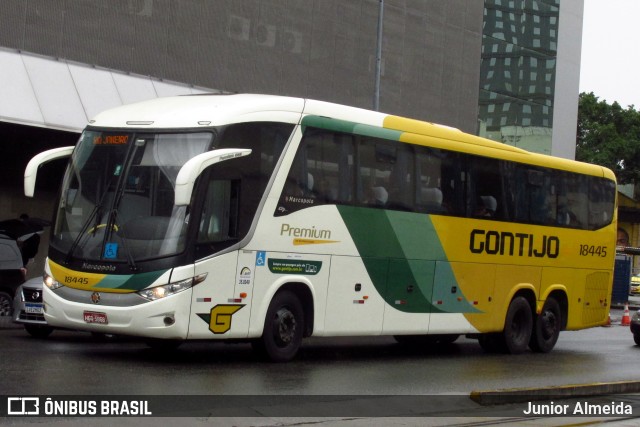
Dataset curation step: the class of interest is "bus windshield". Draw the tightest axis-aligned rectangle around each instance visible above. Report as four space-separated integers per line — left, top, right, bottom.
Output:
53 130 213 263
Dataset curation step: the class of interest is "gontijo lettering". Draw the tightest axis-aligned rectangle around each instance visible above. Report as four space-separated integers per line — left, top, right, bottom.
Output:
469 229 559 258
280 223 331 239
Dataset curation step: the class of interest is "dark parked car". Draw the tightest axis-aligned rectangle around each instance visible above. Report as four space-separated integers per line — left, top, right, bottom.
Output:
0 233 25 318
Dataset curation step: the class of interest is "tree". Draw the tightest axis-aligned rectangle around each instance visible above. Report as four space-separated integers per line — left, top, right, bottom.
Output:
576 92 640 184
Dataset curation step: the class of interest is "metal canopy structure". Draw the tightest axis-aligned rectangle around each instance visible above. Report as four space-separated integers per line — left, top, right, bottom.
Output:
0 48 215 133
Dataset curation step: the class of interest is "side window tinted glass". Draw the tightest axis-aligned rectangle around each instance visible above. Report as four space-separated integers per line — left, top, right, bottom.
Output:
278 129 354 216
589 177 616 230
557 172 589 228
416 147 463 215
466 156 505 220
357 139 394 208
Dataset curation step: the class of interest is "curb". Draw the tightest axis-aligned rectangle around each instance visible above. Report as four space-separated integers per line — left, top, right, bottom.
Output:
470 380 640 406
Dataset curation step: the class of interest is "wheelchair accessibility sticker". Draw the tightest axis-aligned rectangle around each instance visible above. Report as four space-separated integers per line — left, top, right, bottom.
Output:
104 243 118 259
256 251 266 267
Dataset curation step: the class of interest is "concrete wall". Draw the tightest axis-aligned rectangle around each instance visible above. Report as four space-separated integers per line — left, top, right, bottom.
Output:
0 0 484 132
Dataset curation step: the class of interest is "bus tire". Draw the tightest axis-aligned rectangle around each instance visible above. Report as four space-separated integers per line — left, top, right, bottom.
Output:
529 297 561 353
254 291 303 363
503 296 533 354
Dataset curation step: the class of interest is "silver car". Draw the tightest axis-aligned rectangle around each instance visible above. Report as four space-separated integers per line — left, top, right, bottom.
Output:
13 277 53 338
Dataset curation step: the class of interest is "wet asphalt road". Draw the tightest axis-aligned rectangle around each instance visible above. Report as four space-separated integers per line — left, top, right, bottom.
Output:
3 306 640 426
1 306 639 397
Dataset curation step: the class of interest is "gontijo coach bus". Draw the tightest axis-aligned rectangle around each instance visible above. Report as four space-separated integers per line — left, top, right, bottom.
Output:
24 94 617 361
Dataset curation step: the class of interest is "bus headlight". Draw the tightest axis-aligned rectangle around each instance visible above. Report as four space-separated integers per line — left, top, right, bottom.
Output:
137 273 207 301
44 273 64 290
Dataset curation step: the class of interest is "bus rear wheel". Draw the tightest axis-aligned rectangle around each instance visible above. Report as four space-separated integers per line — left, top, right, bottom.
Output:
503 296 533 354
479 296 533 354
529 297 561 353
253 291 304 362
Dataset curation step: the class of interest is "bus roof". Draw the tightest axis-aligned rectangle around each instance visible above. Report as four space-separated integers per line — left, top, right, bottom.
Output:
88 93 615 181
89 93 306 128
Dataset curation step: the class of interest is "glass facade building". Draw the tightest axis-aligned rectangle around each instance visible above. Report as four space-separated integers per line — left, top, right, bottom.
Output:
479 0 560 155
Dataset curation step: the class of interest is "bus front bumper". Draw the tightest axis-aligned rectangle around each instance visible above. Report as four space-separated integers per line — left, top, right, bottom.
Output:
42 285 192 340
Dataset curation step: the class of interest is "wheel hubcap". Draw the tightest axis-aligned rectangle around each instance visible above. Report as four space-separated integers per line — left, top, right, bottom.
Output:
540 311 557 339
0 297 11 316
510 309 529 344
275 308 296 345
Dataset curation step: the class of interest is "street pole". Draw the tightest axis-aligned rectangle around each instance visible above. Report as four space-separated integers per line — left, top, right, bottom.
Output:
374 0 384 111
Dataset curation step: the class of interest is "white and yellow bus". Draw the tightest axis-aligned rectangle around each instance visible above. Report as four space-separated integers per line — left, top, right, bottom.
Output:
25 94 617 361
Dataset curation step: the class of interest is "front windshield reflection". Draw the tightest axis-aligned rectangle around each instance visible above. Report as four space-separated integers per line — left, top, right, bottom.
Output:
52 131 213 262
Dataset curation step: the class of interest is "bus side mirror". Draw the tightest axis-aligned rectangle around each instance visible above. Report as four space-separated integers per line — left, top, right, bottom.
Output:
24 146 75 197
174 148 252 206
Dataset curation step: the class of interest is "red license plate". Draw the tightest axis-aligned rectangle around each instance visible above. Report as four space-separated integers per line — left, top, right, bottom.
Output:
83 311 108 324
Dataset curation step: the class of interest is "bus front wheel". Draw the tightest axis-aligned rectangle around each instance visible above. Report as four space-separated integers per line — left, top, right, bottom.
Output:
503 296 533 354
253 291 304 363
529 297 561 353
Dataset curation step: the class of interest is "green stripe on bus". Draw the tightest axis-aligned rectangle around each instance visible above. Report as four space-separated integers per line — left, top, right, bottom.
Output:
301 115 402 141
96 269 167 291
337 206 480 314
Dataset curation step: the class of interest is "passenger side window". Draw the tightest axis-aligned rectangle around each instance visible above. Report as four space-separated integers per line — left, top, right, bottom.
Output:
512 166 557 225
589 178 616 229
466 156 505 220
358 139 394 208
557 172 589 228
416 147 463 215
277 129 355 216
197 179 239 244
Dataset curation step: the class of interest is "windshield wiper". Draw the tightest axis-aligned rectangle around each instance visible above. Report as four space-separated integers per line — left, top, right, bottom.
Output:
98 139 146 271
107 209 138 272
64 199 105 264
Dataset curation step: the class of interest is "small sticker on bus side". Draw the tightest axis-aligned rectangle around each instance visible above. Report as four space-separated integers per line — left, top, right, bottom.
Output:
267 259 322 275
256 251 266 267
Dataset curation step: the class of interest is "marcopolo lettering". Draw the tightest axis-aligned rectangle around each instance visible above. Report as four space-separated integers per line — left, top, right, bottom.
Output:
82 262 116 272
469 229 559 258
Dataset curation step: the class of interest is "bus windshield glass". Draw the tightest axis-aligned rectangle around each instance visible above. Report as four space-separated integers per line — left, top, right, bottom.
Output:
52 130 213 262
